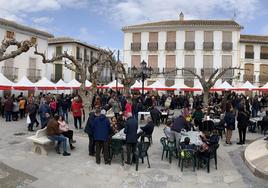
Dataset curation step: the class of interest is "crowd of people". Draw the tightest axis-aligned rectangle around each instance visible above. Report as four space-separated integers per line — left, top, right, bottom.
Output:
1 90 268 163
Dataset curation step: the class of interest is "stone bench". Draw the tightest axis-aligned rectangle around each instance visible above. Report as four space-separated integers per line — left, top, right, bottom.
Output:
27 127 53 155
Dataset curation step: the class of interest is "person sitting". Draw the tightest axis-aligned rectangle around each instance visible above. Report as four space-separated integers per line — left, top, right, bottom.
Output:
110 116 120 136
160 107 169 124
58 115 76 150
138 117 155 140
47 115 71 156
163 119 175 142
180 137 196 150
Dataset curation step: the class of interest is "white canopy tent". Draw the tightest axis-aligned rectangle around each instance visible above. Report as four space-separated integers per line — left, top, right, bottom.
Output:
0 73 14 90
55 79 70 90
145 80 170 91
66 79 81 89
210 81 234 91
168 82 191 91
258 82 268 91
35 77 56 90
85 80 92 89
98 80 124 89
233 81 258 91
13 76 35 90
130 80 143 90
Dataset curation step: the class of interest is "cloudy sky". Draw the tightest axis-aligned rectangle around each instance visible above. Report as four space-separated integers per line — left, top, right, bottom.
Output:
0 0 267 50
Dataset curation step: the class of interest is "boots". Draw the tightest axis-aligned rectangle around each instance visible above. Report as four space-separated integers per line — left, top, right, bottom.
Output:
63 151 71 156
55 146 61 154
70 144 76 150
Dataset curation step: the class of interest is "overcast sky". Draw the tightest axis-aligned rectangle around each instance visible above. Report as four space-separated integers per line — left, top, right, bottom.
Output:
0 0 267 50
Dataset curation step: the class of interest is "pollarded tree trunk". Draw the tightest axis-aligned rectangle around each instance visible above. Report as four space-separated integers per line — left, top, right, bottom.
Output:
203 88 210 108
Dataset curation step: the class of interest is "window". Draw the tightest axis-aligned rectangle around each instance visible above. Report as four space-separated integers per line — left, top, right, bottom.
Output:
56 46 62 56
6 31 14 39
260 46 268 59
222 55 233 78
131 55 141 67
31 37 37 44
167 31 176 42
204 31 213 42
165 55 176 76
222 31 232 42
245 45 254 59
76 47 81 59
148 55 158 68
203 55 213 76
132 33 141 42
185 55 195 68
149 32 158 42
185 31 195 42
84 49 88 60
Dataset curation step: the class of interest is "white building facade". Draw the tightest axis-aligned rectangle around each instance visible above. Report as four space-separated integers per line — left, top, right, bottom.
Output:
47 37 113 84
122 14 242 87
0 18 53 83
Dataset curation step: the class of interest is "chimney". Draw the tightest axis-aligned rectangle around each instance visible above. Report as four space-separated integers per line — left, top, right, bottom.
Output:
179 12 184 21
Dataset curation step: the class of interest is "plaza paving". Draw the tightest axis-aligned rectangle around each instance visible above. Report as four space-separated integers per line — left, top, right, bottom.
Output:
0 114 267 188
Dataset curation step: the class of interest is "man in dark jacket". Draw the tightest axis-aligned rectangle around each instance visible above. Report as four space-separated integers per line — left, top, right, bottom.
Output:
91 108 111 164
47 115 70 156
138 117 154 138
171 115 187 148
84 110 97 156
237 106 250 145
124 112 138 165
39 100 51 129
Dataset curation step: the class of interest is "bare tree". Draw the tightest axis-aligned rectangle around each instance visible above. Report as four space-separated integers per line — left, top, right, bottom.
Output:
0 38 34 62
171 67 241 107
34 46 114 109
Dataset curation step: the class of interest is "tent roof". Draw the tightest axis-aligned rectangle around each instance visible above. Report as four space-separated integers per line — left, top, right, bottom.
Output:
98 80 124 89
130 80 143 90
234 81 258 90
169 82 190 91
85 80 92 88
211 81 233 91
146 80 169 91
55 79 69 89
66 79 81 89
35 77 56 90
0 73 13 90
13 76 35 90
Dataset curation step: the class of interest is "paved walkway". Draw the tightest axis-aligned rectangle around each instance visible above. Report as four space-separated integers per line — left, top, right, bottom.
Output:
0 115 267 188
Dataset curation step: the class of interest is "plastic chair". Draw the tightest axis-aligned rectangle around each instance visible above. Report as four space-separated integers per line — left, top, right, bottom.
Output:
141 132 153 145
109 139 124 166
160 137 177 163
197 144 219 173
178 148 196 172
135 142 151 171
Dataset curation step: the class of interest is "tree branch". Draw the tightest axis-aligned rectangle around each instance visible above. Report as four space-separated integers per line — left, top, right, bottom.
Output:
0 39 33 62
212 67 241 86
207 68 219 84
179 68 202 85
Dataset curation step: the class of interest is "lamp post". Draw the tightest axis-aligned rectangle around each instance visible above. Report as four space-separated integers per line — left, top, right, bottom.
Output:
131 60 153 95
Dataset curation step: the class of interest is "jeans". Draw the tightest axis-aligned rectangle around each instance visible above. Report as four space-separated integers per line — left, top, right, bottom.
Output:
62 110 68 123
5 111 12 121
74 116 82 129
48 134 68 152
238 128 247 144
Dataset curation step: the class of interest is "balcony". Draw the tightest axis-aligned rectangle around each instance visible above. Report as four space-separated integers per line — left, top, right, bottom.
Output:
76 52 82 61
222 42 233 51
84 55 90 62
259 75 268 85
243 74 255 83
163 68 177 76
184 42 195 51
220 68 234 78
245 52 254 59
131 43 141 51
1 66 18 81
27 68 41 82
203 42 214 51
165 42 176 51
147 42 158 51
260 53 268 59
182 68 196 77
150 67 160 74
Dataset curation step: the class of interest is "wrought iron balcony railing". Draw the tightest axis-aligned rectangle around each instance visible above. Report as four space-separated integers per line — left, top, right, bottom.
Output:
131 43 141 51
222 42 233 51
203 42 214 51
165 42 176 51
184 42 195 51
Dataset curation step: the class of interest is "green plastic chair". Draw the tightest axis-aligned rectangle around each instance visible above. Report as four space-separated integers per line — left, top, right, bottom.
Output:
178 148 196 172
135 142 151 171
160 137 177 163
110 139 124 166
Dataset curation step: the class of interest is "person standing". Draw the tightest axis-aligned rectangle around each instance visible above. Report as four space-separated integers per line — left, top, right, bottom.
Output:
237 106 250 145
39 100 51 129
71 96 84 129
84 110 97 156
19 97 26 119
124 112 138 165
91 108 111 164
26 98 38 131
4 97 13 122
124 98 132 118
224 106 236 145
12 98 19 121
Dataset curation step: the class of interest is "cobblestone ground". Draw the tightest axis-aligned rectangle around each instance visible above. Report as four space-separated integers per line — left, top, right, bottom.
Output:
0 113 267 188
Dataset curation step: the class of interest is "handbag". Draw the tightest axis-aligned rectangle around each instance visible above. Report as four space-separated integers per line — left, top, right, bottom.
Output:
26 115 31 124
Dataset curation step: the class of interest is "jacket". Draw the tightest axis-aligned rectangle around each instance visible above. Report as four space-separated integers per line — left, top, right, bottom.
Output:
224 111 236 130
171 116 187 133
237 111 249 129
46 119 60 136
124 117 138 143
39 103 51 118
141 121 154 135
71 101 83 117
84 112 96 136
92 114 111 141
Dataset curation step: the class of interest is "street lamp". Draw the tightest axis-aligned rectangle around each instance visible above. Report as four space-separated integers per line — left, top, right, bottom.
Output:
131 60 153 95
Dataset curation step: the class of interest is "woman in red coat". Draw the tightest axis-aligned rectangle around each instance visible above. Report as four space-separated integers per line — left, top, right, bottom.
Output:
71 97 84 129
124 98 132 118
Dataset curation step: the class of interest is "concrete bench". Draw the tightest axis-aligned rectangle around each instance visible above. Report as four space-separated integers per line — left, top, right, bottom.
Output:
27 127 53 155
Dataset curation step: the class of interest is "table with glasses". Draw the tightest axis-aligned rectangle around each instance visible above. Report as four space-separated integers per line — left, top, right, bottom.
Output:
180 131 203 146
112 128 142 140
